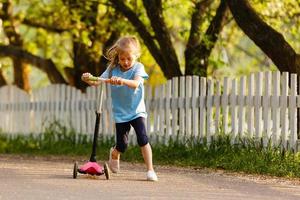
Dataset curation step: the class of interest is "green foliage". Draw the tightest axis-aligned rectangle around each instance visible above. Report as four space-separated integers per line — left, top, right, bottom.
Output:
2 0 300 87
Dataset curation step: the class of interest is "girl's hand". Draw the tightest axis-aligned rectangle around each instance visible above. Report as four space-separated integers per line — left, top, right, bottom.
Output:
81 72 100 86
81 73 92 82
109 76 124 85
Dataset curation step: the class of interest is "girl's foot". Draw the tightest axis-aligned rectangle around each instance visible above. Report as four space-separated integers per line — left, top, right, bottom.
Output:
146 170 158 181
108 147 119 173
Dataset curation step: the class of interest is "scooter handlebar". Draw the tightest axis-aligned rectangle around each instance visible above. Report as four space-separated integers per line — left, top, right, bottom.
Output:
88 76 109 83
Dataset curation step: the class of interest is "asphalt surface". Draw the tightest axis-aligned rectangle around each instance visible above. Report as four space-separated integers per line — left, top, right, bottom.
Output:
1 154 300 200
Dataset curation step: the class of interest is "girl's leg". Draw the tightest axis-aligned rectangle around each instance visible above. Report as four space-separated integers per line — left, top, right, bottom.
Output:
131 117 158 180
111 148 120 160
141 143 158 181
141 143 154 171
130 117 153 170
109 122 130 173
115 121 131 154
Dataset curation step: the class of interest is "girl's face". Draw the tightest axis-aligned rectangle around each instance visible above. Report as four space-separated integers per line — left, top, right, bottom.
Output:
118 51 136 71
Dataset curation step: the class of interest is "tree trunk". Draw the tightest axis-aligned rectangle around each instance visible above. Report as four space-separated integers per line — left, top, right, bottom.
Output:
98 31 120 75
185 0 228 76
0 68 7 87
12 59 30 92
227 0 300 75
65 0 113 90
64 30 120 90
186 0 213 49
142 0 182 78
72 42 101 90
110 0 182 79
2 0 31 91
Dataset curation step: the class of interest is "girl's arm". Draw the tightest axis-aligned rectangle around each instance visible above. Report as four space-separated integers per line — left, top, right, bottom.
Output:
123 76 143 89
110 76 143 89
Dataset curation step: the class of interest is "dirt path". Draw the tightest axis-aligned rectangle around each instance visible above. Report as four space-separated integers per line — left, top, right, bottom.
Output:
1 154 300 200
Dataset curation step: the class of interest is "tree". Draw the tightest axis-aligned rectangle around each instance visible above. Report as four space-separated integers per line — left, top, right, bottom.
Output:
227 0 300 75
109 0 229 78
0 44 66 84
2 0 31 91
2 0 300 91
185 0 228 76
0 0 122 91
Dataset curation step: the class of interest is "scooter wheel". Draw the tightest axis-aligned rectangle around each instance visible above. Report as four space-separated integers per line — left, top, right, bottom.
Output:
104 162 110 180
73 162 78 179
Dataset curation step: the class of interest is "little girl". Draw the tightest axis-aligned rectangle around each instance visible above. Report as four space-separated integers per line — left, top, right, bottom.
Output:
81 36 158 181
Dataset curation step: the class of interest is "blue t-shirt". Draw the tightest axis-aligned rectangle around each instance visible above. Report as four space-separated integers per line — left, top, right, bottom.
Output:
100 62 149 123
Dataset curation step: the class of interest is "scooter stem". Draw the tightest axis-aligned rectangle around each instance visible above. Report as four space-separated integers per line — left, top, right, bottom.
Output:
89 85 104 162
89 111 101 162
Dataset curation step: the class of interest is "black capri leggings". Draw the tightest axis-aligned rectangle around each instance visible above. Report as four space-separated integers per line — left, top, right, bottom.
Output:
115 117 149 153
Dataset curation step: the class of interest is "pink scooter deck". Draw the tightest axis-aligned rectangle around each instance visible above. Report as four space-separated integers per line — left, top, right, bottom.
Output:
78 161 104 175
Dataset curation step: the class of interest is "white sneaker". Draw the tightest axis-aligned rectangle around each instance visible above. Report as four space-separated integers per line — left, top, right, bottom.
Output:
147 170 158 181
108 147 119 173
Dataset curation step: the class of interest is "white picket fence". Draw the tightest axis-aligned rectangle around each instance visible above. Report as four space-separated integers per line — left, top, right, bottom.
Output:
0 71 300 150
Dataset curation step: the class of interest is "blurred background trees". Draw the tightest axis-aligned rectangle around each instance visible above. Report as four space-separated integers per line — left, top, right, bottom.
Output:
0 0 300 92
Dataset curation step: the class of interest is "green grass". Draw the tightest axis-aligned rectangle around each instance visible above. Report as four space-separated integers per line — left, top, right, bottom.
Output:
1 121 300 178
150 137 300 177
0 121 115 158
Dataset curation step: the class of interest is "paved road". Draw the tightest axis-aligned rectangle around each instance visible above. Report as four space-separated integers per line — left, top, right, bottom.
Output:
1 154 300 200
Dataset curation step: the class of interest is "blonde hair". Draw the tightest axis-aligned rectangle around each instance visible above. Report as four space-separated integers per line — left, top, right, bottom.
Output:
105 36 141 70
